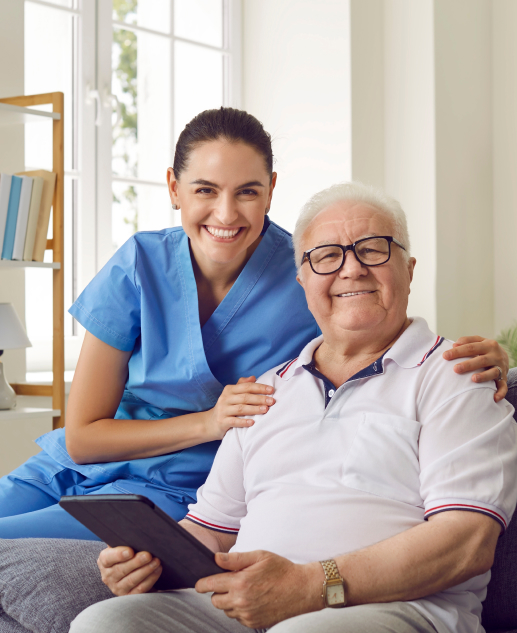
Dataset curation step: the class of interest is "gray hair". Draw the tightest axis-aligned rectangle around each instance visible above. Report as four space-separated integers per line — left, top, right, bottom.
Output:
292 182 411 269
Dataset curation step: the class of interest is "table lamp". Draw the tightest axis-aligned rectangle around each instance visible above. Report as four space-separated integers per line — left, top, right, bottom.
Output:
0 303 32 410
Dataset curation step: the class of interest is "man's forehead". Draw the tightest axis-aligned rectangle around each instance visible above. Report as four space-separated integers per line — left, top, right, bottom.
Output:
304 201 394 244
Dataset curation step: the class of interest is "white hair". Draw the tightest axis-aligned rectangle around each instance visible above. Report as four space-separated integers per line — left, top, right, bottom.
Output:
292 182 411 269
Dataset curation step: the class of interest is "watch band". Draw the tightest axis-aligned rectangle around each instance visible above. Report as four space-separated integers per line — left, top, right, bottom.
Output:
320 559 347 608
320 559 342 581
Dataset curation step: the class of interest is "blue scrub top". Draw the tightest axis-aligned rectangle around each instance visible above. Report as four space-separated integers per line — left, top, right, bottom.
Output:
36 218 320 501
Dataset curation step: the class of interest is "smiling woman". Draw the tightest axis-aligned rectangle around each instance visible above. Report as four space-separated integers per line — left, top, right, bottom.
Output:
0 109 510 544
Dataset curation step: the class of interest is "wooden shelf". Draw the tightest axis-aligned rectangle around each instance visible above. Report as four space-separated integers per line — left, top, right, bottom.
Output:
0 102 61 126
0 396 60 422
0 92 65 430
0 260 61 269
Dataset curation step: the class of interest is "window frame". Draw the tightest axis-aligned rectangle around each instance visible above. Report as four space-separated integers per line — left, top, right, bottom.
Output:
24 0 242 377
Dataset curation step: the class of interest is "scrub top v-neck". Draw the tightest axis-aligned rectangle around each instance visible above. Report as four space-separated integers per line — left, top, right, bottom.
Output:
36 218 320 503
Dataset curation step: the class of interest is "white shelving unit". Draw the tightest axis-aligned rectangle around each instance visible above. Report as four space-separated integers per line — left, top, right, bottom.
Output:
0 260 61 269
0 102 60 125
0 396 60 422
0 93 65 428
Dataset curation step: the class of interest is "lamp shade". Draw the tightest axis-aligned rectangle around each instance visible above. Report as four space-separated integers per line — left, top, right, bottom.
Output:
0 303 32 350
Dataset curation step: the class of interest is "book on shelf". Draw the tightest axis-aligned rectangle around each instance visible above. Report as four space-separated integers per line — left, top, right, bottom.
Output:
1 174 22 260
0 169 56 262
0 174 12 249
22 176 44 261
17 169 57 262
12 175 34 260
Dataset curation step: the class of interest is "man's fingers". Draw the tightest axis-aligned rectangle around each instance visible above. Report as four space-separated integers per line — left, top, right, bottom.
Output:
115 558 161 595
98 546 135 568
215 550 263 571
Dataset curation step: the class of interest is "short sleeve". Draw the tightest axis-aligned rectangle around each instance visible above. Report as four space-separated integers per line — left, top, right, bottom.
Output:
69 237 141 351
419 386 517 532
186 428 246 534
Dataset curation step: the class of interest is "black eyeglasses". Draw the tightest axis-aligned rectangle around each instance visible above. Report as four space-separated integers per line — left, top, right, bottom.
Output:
301 236 406 275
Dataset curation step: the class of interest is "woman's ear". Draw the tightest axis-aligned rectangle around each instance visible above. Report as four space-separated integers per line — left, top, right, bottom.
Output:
266 172 278 212
167 167 180 209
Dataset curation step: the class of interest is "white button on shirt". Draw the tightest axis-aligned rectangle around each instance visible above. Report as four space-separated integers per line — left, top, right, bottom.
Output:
187 317 517 633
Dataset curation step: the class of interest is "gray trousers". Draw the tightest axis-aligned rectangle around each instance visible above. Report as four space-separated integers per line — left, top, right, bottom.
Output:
70 589 439 633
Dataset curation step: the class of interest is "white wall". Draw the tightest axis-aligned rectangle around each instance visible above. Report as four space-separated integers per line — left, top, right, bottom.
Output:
242 0 352 234
493 0 517 335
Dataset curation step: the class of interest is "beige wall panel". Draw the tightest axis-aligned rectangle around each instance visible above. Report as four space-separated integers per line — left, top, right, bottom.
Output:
242 0 351 234
434 0 493 340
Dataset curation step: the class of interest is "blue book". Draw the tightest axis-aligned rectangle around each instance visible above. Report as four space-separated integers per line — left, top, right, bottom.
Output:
2 175 22 259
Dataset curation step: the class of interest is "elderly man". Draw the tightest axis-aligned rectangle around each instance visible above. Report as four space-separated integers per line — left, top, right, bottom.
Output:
70 182 517 633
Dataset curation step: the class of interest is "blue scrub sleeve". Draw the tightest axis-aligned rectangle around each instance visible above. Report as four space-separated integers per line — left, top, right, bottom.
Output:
69 237 141 351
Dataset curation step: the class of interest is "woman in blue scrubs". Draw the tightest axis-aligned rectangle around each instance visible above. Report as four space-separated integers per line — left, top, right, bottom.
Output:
0 108 508 539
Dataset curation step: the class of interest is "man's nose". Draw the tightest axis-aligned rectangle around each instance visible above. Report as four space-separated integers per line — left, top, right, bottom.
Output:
338 249 368 278
213 195 239 225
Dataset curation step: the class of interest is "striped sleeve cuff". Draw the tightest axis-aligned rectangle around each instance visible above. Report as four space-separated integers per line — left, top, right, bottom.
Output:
185 513 240 535
424 500 509 532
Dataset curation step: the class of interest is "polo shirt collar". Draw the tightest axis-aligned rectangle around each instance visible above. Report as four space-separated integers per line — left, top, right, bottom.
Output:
384 317 444 369
277 317 443 381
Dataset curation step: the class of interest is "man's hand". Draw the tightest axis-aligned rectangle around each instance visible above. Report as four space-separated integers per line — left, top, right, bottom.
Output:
97 546 162 596
442 336 509 402
195 550 322 629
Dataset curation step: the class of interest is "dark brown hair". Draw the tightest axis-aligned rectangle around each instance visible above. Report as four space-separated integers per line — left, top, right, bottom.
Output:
173 107 273 181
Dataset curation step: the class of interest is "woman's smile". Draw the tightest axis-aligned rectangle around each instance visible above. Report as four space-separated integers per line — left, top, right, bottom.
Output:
204 225 244 241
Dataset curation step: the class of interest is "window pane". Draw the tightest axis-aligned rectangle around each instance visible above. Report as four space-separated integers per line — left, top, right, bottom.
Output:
24 2 75 172
174 41 223 140
174 0 223 48
112 182 176 252
112 27 172 181
113 0 171 35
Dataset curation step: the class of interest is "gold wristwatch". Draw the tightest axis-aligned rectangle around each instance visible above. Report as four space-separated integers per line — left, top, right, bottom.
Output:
320 559 347 608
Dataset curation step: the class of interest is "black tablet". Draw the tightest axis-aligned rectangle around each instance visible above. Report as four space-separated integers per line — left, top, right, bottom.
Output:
59 494 227 591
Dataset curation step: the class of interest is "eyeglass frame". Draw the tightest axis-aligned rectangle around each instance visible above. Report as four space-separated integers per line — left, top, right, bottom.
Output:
300 236 407 275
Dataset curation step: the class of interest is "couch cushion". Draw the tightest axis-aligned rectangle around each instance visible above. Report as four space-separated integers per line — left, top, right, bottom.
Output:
482 367 517 630
0 538 112 633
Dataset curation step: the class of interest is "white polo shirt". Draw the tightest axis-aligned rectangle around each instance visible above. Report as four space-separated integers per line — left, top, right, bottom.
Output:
187 317 517 633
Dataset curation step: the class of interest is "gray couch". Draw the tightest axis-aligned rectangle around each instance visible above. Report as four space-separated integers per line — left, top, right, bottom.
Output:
482 366 517 633
0 370 516 633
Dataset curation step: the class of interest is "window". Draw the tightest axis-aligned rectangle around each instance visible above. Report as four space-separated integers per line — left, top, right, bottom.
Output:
24 0 241 380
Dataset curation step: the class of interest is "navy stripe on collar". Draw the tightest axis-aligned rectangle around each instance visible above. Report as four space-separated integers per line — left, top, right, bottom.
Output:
302 350 389 408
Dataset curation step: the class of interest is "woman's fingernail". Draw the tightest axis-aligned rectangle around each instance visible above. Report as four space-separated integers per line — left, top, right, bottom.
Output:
456 364 463 372
267 386 273 393
150 559 158 568
443 351 451 359
247 419 254 425
260 406 267 412
218 553 229 561
139 553 150 563
266 398 274 405
123 550 131 559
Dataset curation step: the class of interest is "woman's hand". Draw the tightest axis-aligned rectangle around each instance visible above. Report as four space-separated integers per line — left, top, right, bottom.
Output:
442 336 509 402
97 546 162 596
204 376 276 441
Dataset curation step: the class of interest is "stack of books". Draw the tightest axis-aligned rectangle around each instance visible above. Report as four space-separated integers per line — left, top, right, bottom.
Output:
0 170 57 262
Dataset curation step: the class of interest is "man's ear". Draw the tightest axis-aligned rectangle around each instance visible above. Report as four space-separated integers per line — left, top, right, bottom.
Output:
407 257 416 292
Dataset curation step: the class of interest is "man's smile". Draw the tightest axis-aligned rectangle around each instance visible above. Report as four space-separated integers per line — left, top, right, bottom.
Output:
336 290 376 298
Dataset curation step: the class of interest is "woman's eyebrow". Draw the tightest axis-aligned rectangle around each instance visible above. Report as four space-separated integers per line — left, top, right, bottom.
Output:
189 179 265 189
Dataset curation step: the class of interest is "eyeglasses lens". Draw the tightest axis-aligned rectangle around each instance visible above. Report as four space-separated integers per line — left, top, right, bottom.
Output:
355 238 390 265
310 238 390 273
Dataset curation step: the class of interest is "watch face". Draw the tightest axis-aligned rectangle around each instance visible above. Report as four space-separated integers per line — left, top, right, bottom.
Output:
326 584 345 606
